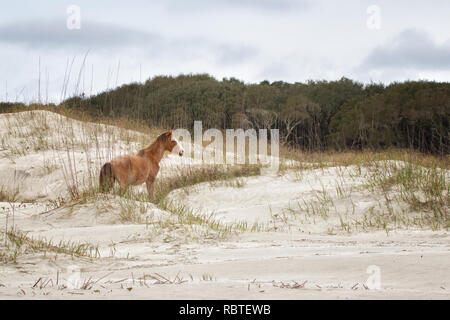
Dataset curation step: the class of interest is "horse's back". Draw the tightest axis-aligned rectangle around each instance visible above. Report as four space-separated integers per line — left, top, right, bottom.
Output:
110 155 152 186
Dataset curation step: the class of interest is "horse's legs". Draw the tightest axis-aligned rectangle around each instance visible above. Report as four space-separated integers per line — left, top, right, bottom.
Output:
146 176 155 200
118 185 128 196
117 178 128 196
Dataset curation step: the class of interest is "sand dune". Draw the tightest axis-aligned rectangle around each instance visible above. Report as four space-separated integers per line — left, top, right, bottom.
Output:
0 111 448 299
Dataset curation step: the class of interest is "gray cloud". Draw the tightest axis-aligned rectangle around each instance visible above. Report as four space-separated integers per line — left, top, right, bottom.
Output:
0 19 257 66
164 0 310 12
257 61 292 81
0 20 162 49
360 29 450 71
215 44 257 65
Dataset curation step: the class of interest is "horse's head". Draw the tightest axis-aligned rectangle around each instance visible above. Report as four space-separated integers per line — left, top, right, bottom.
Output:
161 130 184 157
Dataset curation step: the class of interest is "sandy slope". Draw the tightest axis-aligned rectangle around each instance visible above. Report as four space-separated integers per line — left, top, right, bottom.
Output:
0 111 449 299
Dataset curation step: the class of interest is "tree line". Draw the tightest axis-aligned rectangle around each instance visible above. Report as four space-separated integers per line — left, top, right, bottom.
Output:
2 74 449 154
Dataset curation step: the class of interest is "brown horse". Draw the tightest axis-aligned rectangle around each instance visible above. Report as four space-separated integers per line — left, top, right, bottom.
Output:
99 130 184 197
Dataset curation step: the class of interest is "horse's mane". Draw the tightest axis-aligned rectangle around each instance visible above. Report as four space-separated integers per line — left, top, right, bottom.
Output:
137 132 168 157
157 132 169 142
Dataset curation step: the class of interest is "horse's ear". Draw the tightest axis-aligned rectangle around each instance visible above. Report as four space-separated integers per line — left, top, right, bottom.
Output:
167 130 172 140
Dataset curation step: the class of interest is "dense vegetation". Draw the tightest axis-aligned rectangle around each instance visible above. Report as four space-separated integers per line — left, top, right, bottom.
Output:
2 74 449 154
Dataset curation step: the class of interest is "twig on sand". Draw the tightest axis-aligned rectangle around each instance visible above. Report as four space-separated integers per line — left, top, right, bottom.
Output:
92 272 114 286
272 280 308 289
32 277 42 288
144 272 187 285
38 200 82 217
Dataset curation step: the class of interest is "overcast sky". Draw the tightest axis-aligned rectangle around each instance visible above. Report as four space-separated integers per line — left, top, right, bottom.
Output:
0 0 449 103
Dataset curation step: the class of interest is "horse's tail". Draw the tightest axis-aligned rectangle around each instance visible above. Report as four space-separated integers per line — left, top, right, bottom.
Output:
99 162 115 192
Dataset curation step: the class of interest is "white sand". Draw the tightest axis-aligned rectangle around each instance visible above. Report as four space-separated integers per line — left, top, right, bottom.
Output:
0 111 448 299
